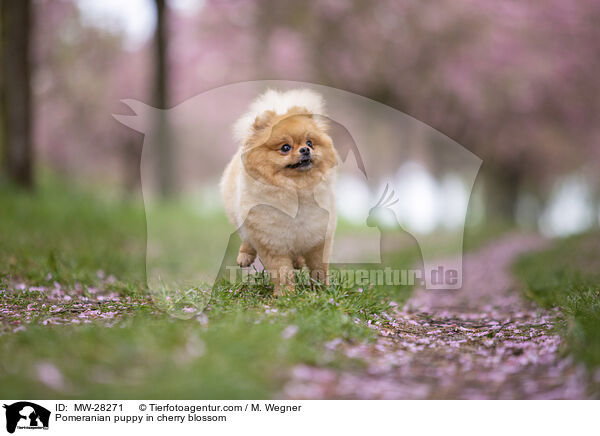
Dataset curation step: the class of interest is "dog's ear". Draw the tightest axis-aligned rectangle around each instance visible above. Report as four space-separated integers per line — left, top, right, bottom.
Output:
286 106 329 132
252 110 276 132
244 110 277 151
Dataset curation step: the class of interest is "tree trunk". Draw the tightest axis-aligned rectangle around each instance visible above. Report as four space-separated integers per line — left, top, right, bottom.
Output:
484 164 522 224
1 0 33 188
153 0 173 196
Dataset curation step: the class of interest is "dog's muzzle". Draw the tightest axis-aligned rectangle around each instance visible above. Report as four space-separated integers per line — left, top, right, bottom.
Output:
287 156 313 169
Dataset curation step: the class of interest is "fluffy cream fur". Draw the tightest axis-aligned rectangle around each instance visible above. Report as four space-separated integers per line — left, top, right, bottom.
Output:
233 88 327 143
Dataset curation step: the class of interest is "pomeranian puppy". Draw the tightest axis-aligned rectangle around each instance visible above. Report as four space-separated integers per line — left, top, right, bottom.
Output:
221 89 338 295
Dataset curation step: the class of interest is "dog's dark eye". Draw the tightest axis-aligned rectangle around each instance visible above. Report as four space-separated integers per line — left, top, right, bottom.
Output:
280 144 291 153
306 140 313 148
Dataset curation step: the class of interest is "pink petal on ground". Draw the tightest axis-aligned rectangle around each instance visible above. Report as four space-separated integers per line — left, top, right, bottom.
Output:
36 362 66 390
281 325 299 339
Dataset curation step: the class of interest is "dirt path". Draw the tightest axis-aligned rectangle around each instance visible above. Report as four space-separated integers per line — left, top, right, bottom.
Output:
282 233 595 399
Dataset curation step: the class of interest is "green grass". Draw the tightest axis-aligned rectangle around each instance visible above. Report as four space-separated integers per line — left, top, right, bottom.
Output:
0 283 389 398
0 177 146 292
0 178 413 398
514 232 600 367
1 315 296 398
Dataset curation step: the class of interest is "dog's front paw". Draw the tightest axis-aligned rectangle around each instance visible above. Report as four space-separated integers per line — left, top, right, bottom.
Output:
237 251 256 267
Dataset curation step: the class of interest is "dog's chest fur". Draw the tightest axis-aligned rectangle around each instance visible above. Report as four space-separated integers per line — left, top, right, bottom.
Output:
244 192 330 256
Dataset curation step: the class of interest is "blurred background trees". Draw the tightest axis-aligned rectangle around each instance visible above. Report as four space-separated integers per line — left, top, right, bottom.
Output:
0 0 598 233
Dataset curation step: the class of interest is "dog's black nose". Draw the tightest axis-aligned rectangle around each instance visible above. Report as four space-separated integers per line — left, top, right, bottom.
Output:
299 147 310 155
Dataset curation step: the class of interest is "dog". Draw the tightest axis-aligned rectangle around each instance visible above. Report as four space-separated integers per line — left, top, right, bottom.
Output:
220 89 339 295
